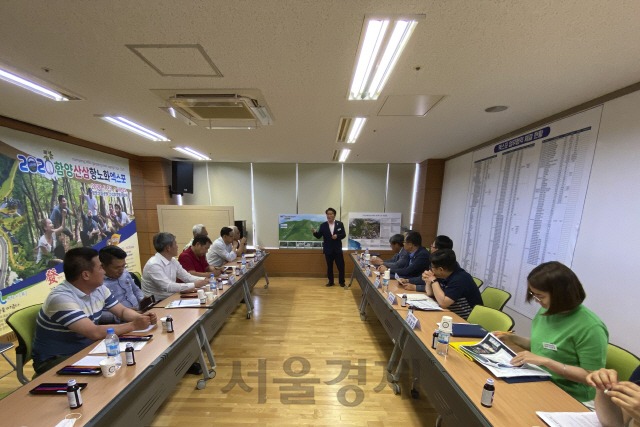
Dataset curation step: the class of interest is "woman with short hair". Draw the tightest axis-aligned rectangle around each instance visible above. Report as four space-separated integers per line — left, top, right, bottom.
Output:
496 261 608 405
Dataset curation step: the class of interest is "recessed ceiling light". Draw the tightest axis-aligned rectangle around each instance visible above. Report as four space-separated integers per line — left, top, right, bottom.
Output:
485 106 508 113
0 67 73 101
336 117 367 143
173 147 210 161
96 116 170 141
349 15 424 100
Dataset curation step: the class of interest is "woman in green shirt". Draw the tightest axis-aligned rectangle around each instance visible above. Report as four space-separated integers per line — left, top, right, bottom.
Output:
496 261 609 404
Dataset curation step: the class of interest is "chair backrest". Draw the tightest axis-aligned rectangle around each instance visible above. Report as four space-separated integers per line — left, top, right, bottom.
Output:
472 277 483 288
130 271 142 289
481 287 512 311
467 305 515 332
606 343 640 382
6 303 42 363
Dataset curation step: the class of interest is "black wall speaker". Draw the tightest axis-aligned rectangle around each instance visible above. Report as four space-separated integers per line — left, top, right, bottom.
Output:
171 161 194 194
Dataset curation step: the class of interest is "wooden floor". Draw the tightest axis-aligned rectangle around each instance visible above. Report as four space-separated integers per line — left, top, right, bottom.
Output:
0 277 438 426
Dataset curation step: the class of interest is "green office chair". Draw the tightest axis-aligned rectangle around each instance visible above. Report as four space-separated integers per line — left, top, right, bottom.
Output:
472 277 483 288
130 271 142 289
0 391 12 400
467 305 514 333
481 287 512 311
606 343 640 382
6 304 42 384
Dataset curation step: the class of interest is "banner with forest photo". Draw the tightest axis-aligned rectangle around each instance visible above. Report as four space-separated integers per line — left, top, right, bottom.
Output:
0 126 140 336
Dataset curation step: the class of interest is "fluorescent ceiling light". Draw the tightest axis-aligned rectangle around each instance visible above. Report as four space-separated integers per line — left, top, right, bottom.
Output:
98 116 170 141
347 117 366 143
0 68 70 101
349 16 421 100
173 146 210 161
339 149 351 162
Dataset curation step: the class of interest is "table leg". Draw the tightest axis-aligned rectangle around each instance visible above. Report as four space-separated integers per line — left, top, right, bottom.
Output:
243 281 254 319
358 292 367 321
263 269 269 289
346 270 355 290
387 329 408 395
194 325 217 390
0 352 16 380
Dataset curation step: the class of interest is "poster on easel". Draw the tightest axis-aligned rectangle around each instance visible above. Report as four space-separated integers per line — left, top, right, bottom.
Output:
347 212 402 250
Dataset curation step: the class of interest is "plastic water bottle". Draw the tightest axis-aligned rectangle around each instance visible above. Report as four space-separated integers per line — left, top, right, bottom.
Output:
365 248 369 257
241 254 246 267
436 316 453 356
209 273 215 289
382 277 389 294
105 327 122 369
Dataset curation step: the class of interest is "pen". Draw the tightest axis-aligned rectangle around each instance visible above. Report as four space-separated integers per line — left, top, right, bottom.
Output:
495 331 514 334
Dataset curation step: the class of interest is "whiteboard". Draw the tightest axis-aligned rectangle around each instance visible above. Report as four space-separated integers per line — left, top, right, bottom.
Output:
459 107 603 318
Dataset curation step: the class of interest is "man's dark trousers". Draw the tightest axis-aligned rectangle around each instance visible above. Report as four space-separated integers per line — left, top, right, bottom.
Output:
325 252 345 285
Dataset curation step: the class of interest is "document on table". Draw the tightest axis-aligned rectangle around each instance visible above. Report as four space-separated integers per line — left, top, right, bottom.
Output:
90 340 147 354
537 411 602 427
404 294 431 301
132 324 156 333
73 355 107 366
165 299 202 308
408 298 443 311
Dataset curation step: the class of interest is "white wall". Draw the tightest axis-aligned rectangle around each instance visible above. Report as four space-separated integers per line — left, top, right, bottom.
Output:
183 163 415 249
438 90 640 355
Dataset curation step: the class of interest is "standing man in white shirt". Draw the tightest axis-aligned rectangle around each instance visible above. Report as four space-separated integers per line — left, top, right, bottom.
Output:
141 232 208 301
81 187 99 221
207 227 243 267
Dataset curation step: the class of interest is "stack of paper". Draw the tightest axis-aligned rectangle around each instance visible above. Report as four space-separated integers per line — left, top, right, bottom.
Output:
165 299 202 308
408 297 442 311
90 340 147 354
536 411 602 427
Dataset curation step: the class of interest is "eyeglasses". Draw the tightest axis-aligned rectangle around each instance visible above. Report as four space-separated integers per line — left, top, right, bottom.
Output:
528 291 542 303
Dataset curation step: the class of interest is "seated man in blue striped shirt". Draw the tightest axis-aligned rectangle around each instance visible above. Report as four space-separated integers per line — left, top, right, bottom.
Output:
31 247 156 376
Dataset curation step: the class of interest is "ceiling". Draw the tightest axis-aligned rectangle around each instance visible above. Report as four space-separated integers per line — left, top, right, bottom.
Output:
1 0 639 163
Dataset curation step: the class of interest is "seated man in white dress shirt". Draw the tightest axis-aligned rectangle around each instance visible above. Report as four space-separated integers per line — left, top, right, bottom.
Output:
183 224 208 252
141 232 208 375
206 227 242 267
141 232 208 301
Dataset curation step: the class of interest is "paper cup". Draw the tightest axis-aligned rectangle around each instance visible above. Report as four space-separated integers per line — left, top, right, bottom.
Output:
160 317 168 330
100 358 117 378
205 291 215 301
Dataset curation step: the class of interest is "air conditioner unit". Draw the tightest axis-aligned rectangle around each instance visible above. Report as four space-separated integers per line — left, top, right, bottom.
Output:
159 93 274 128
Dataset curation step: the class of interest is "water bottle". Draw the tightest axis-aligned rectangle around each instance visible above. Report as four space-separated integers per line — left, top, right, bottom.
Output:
209 273 215 289
241 254 246 267
436 316 453 356
382 270 389 294
365 248 369 257
105 327 122 369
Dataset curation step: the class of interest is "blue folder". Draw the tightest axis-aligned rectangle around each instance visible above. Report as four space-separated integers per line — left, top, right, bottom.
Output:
451 323 489 338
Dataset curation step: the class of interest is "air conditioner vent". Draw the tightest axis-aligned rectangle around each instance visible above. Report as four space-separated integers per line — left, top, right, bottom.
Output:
152 89 274 128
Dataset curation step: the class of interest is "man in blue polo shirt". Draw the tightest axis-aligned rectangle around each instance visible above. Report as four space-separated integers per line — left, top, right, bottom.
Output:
31 247 156 376
403 249 482 320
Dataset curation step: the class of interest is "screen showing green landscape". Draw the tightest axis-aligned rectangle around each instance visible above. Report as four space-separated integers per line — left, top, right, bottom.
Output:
278 214 326 248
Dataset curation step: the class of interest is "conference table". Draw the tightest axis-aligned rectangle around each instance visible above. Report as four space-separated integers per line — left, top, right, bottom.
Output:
0 253 270 427
348 254 589 427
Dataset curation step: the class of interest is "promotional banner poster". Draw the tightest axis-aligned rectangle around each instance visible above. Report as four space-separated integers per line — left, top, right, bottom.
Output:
0 127 139 336
278 214 326 249
348 212 402 250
